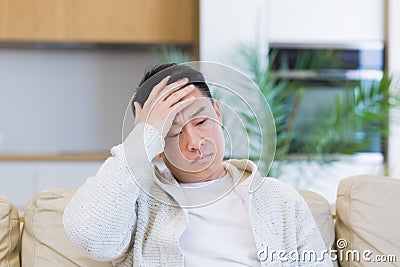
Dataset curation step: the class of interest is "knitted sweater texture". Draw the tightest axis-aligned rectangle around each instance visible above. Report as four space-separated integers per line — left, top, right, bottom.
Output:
63 123 332 267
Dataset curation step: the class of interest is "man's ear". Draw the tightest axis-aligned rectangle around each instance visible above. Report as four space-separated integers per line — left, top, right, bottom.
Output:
213 101 223 124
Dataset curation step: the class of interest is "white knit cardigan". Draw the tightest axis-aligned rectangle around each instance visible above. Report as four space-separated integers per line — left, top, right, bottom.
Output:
63 123 332 267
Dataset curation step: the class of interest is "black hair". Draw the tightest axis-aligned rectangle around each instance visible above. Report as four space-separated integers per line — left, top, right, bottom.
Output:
131 63 212 116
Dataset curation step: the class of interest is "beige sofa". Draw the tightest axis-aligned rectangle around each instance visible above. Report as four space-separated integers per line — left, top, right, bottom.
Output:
0 175 399 267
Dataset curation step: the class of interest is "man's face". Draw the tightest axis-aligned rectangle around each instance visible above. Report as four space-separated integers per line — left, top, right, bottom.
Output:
161 88 226 183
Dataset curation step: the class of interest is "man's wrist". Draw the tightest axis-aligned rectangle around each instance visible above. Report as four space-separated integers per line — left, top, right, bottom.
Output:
123 123 164 163
142 123 165 159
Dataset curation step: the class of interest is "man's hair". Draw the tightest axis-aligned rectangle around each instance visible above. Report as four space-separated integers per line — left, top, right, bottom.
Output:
131 63 212 116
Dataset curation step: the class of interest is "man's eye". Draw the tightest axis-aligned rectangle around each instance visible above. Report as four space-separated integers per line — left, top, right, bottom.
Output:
196 119 207 126
168 131 182 138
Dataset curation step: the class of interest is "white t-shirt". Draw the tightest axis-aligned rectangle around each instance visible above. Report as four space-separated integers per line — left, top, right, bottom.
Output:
179 176 261 267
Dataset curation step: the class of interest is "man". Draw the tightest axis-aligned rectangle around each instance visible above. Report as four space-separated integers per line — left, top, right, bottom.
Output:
63 63 332 266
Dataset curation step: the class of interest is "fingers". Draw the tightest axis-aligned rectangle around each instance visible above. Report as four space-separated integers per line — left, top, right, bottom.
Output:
147 76 190 103
163 84 195 107
147 76 171 102
160 96 196 136
134 75 198 135
156 78 190 102
169 95 196 116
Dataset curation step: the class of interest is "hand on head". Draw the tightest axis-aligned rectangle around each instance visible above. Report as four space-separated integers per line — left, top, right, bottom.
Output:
133 76 196 138
132 66 226 183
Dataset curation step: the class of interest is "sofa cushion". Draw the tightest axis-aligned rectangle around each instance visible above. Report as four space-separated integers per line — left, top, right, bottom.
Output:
336 175 400 267
298 190 335 250
0 194 20 267
21 188 112 267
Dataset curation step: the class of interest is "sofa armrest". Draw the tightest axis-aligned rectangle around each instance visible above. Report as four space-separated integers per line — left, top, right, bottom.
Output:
336 174 400 267
21 188 113 267
0 194 20 267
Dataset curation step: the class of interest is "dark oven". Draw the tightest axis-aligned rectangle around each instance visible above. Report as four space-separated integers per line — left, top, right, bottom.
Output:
268 42 385 155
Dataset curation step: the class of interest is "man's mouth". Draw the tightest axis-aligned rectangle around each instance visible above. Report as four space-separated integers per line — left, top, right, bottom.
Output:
192 153 213 164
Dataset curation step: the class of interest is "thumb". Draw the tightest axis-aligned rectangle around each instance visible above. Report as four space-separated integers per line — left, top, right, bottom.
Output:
134 101 143 113
134 102 143 126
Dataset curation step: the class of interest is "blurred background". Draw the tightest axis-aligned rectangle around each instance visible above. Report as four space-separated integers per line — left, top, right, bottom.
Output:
0 0 399 207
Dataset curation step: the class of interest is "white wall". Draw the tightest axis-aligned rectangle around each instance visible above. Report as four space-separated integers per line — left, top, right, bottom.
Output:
387 0 400 178
0 47 157 154
267 0 384 43
200 0 384 64
200 0 267 67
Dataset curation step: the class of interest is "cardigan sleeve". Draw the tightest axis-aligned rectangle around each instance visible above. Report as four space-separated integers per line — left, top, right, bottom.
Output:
295 195 333 267
62 123 164 262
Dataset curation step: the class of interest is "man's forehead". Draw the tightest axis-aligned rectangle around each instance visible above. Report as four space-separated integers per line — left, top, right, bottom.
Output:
172 102 213 126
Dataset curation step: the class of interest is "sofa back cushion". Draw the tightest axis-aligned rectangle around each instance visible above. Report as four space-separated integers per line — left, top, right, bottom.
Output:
21 188 112 267
336 175 400 267
0 194 20 267
299 190 339 267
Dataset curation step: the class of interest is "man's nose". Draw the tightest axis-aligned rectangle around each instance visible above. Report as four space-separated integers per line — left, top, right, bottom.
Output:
184 126 203 151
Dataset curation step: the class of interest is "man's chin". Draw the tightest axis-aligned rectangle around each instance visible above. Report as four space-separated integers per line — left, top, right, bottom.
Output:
171 165 216 182
168 158 215 172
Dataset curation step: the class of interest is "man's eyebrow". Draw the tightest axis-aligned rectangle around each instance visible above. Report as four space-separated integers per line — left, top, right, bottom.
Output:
172 106 206 126
190 106 206 119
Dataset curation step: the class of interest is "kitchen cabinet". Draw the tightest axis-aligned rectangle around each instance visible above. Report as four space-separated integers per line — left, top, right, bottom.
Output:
76 0 197 44
0 0 76 41
0 0 198 44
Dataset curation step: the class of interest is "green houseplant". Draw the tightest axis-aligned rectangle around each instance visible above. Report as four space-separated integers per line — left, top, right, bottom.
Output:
239 44 400 177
